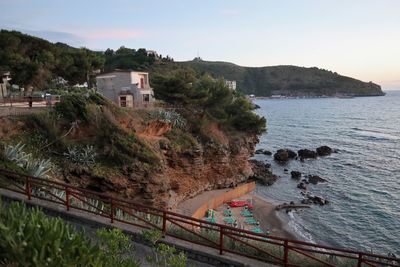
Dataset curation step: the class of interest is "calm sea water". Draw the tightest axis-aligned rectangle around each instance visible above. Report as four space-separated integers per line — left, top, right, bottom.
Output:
253 91 400 255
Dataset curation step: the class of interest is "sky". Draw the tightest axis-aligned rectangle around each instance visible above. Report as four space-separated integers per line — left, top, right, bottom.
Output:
1 0 399 90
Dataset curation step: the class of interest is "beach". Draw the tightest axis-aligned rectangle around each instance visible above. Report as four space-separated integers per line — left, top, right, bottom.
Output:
176 187 299 240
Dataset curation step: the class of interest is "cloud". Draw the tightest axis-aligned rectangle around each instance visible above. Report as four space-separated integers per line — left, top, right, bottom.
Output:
11 29 86 47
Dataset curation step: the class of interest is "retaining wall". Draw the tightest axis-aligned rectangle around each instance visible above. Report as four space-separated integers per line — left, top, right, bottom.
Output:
192 181 256 219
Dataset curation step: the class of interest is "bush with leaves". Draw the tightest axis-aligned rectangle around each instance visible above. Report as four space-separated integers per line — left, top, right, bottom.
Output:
152 70 266 135
0 201 104 267
141 229 188 267
96 228 140 267
64 145 97 166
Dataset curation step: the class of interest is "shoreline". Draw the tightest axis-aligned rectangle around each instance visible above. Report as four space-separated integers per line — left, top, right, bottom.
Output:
176 186 301 241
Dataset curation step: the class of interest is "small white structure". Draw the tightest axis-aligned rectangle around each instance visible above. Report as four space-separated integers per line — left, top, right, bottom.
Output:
0 71 11 99
225 80 237 91
96 70 155 108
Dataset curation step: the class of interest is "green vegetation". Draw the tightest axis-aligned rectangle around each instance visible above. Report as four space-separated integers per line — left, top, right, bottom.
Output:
0 201 103 266
0 30 104 89
141 229 189 267
180 60 384 97
152 69 266 135
103 47 173 71
2 142 52 178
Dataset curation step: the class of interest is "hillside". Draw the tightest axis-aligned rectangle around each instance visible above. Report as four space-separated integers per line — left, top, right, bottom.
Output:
179 59 384 97
0 30 384 97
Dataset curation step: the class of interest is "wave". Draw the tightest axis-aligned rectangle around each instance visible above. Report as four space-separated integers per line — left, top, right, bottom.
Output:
351 128 400 141
286 212 315 243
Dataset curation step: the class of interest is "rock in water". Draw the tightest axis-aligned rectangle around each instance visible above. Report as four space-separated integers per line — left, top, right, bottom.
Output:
249 160 278 186
274 149 289 162
291 171 302 179
286 149 297 159
308 175 327 184
297 182 307 190
316 146 333 156
255 149 272 156
298 149 317 159
274 149 296 162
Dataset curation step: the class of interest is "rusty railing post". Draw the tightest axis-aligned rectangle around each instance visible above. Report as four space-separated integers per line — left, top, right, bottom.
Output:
283 239 289 267
65 186 70 211
162 211 167 236
357 253 363 267
25 176 31 200
219 226 224 255
110 198 114 223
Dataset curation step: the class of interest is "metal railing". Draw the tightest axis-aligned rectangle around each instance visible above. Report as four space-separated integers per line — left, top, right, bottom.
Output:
0 168 398 267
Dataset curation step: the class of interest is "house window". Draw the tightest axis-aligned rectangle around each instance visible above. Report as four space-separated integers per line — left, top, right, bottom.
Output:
142 94 150 102
120 96 127 107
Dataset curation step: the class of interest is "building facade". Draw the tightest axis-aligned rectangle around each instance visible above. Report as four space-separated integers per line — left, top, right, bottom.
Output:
96 70 155 108
225 80 237 91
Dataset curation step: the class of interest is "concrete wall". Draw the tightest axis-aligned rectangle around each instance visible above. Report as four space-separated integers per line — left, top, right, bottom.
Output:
96 71 154 106
192 182 256 219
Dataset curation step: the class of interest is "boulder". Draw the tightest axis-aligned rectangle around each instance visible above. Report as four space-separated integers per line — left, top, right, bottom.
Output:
297 182 307 190
255 149 272 156
298 149 317 159
249 160 278 186
274 149 296 162
308 175 327 185
316 146 333 156
286 149 297 159
290 171 302 179
274 149 289 162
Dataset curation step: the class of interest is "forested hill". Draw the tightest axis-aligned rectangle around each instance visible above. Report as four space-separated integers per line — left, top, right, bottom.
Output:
0 30 384 96
179 60 384 97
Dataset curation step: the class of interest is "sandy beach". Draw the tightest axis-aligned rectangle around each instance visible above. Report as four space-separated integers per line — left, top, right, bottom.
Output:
176 187 299 240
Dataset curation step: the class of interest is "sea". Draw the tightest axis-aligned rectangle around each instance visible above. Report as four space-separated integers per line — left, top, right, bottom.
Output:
252 90 400 255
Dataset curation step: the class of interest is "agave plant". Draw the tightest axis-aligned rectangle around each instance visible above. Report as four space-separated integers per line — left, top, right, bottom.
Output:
149 109 187 129
25 158 52 178
3 142 30 167
63 145 97 165
2 142 53 178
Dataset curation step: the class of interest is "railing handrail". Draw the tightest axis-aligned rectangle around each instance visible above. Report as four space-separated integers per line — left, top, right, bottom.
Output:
0 168 398 265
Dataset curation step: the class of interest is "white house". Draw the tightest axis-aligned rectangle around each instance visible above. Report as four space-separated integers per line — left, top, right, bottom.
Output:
96 70 155 108
0 71 11 99
225 80 237 91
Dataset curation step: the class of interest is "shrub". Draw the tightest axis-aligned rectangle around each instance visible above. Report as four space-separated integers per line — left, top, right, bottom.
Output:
2 142 53 178
54 94 89 122
152 70 267 135
0 202 143 267
0 201 104 267
64 145 97 166
96 228 140 267
149 109 187 129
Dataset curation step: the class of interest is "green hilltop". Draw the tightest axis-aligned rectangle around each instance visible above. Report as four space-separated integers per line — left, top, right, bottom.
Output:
179 59 384 97
0 29 384 97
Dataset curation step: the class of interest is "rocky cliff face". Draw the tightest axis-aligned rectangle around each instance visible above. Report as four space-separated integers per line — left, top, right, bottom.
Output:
63 121 259 209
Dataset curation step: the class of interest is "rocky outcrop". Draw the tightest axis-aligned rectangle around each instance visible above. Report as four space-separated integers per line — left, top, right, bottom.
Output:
291 171 302 179
249 160 278 186
316 146 333 156
255 149 272 156
274 149 296 162
307 175 327 185
298 149 317 159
